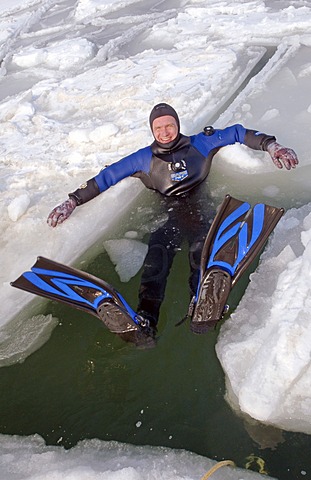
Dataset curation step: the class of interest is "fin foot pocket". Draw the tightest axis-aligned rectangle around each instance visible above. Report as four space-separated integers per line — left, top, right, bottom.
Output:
97 300 138 334
190 268 232 334
97 301 157 348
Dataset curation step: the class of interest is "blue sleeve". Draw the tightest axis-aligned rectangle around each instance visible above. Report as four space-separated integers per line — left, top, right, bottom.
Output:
94 146 152 193
190 124 247 156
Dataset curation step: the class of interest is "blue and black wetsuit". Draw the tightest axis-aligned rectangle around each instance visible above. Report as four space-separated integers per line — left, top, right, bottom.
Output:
70 124 274 203
69 124 275 324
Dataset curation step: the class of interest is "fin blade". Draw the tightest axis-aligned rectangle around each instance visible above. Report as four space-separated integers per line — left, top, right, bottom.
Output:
11 257 140 328
231 202 284 285
11 256 112 316
202 195 284 285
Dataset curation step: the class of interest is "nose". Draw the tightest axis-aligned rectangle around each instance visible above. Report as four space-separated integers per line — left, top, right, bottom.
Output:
158 125 167 133
162 126 171 136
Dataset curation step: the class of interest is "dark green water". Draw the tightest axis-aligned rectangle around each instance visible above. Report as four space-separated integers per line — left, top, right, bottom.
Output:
1 191 310 480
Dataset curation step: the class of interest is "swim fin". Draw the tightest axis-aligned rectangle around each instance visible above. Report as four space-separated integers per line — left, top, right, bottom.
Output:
190 194 284 334
11 256 156 347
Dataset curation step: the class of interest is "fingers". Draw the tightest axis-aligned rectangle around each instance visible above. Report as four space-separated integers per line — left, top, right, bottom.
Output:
275 148 299 170
47 209 66 227
272 157 284 169
47 198 77 227
285 149 299 169
267 142 299 171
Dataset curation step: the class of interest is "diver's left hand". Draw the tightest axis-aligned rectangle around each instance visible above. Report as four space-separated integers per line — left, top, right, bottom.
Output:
266 141 299 170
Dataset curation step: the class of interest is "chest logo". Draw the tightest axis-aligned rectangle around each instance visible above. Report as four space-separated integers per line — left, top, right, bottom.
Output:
169 158 188 182
171 170 189 182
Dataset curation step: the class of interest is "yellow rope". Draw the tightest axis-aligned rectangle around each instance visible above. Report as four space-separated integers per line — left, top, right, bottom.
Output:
200 460 236 480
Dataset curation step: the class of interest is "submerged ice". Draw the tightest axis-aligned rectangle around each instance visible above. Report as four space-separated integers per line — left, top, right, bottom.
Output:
1 0 311 473
104 238 148 282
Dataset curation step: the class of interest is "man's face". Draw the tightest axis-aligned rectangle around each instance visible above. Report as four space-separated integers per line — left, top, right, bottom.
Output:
152 115 178 144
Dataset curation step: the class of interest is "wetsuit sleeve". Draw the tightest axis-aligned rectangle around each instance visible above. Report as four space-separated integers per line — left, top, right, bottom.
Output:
192 124 276 156
69 178 100 205
211 124 275 150
191 124 249 156
69 146 152 205
243 129 276 151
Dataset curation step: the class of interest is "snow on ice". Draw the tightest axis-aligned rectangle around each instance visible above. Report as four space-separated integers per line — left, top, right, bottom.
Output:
0 0 311 476
0 434 277 480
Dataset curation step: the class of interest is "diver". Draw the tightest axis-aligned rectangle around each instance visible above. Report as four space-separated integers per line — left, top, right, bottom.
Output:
45 103 298 347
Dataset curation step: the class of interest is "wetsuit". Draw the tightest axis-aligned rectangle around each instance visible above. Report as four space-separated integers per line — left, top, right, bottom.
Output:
69 125 274 203
69 124 275 325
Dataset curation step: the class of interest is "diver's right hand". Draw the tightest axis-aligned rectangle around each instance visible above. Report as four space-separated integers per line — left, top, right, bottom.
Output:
47 197 77 227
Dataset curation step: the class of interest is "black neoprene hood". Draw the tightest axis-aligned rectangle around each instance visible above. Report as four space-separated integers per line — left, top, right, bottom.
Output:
149 103 180 132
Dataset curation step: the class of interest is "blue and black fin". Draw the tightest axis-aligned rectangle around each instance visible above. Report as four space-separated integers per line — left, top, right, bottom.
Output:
11 256 155 346
190 194 284 333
